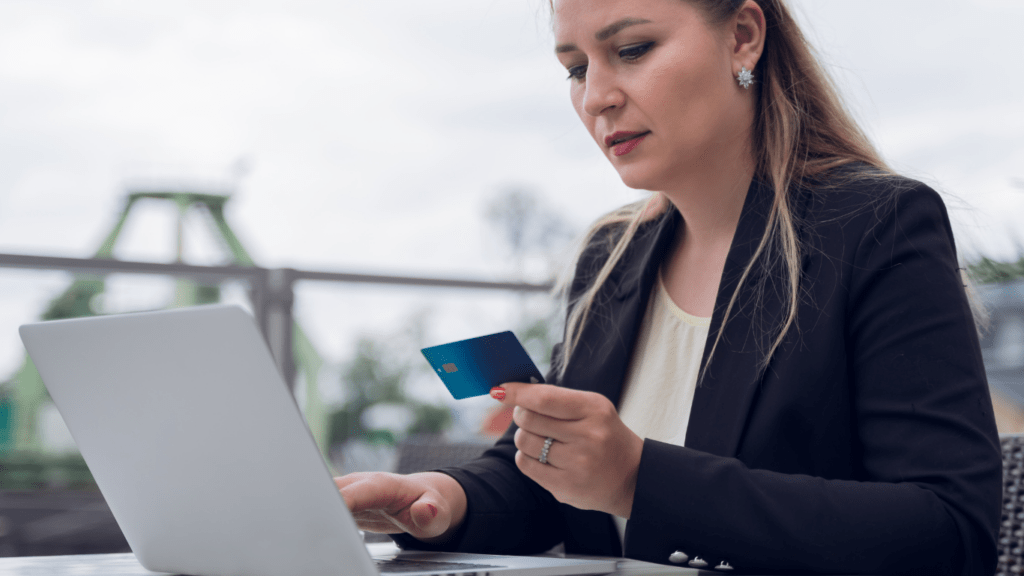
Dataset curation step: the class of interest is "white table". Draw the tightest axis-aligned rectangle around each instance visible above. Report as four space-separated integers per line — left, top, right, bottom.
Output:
0 542 701 576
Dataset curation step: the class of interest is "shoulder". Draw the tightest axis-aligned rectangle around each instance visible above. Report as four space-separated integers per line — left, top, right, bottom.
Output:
796 163 954 250
799 163 944 220
567 205 673 297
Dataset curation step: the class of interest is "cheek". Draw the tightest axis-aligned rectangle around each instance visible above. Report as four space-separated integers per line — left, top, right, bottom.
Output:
643 62 733 146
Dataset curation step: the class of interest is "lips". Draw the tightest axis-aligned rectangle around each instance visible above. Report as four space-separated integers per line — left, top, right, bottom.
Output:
605 131 650 157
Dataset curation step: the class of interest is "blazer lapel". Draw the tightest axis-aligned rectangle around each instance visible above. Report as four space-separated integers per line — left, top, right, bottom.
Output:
559 208 678 408
559 179 783 459
685 179 785 457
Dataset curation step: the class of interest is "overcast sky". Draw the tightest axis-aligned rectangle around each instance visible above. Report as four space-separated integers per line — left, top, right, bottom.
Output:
1 0 1022 399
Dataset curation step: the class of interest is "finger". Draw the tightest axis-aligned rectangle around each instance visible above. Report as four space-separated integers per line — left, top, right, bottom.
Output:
378 510 416 535
337 473 415 513
514 429 565 470
350 504 412 534
408 499 444 534
334 473 368 490
515 448 562 484
381 498 447 539
512 411 567 446
335 473 452 540
513 426 544 456
350 494 447 539
350 500 441 536
490 382 592 420
350 515 405 534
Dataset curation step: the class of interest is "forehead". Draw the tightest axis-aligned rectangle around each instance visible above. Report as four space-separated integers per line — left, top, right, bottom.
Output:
552 0 705 41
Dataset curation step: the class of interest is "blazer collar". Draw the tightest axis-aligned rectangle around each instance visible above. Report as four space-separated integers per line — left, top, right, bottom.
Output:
686 178 784 457
561 178 782 458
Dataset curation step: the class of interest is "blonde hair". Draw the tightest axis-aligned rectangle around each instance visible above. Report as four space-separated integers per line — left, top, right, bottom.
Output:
552 0 893 382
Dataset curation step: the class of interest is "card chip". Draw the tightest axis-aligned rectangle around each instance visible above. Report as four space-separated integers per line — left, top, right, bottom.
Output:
442 363 458 373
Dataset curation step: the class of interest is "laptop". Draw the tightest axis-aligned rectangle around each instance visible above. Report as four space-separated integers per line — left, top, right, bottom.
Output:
19 305 617 576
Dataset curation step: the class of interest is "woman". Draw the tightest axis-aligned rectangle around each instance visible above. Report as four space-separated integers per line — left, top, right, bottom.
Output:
336 0 1003 574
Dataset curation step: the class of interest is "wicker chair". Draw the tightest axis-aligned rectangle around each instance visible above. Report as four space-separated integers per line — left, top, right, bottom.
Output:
394 437 494 475
998 434 1024 575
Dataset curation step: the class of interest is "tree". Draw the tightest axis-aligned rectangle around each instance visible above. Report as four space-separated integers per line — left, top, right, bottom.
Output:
485 185 576 282
328 323 451 450
968 256 1024 285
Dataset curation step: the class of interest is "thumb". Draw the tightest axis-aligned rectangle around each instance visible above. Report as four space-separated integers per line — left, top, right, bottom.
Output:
409 498 446 536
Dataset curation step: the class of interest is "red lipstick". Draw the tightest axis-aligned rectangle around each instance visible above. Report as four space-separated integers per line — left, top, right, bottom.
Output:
605 131 650 157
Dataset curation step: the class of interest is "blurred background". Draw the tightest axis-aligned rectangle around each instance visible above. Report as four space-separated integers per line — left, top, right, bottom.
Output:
0 0 1022 558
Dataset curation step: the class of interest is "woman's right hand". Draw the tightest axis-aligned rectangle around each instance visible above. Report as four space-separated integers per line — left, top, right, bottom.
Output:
334 471 468 544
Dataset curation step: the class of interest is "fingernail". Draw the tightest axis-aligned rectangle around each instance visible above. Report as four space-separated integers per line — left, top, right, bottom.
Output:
490 387 506 400
427 504 438 518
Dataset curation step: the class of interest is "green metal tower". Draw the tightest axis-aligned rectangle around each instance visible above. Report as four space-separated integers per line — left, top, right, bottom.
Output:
0 191 329 464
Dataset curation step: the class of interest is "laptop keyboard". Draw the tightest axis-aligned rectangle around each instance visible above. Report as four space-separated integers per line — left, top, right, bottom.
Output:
375 558 501 573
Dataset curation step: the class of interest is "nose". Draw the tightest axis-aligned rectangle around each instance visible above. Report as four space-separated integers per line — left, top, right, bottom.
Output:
581 64 625 117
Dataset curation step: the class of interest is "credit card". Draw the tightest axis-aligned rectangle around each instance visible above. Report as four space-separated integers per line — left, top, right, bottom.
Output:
421 331 544 399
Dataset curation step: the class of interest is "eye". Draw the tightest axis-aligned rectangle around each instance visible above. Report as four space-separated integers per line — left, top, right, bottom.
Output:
566 64 588 82
619 41 654 62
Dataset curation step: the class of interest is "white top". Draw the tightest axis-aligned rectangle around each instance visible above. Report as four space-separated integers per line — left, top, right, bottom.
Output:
612 274 710 546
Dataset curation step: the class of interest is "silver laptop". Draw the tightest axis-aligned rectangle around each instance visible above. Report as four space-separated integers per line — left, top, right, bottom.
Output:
19 305 616 576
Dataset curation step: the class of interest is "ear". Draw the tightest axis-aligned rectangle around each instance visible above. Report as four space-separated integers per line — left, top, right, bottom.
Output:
730 1 766 74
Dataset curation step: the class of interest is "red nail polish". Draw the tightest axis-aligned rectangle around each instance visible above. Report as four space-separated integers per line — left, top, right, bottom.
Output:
427 504 438 518
490 387 506 400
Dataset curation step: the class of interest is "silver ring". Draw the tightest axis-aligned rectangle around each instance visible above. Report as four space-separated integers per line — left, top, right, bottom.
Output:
539 437 554 465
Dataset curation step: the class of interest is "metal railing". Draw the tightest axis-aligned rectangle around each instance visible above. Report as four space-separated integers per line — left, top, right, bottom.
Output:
0 252 553 389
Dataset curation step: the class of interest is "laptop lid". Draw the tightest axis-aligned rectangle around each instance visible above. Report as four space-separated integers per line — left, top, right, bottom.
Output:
20 305 377 576
19 305 617 576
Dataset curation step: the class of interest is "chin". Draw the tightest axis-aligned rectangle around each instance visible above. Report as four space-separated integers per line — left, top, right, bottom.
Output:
613 164 665 192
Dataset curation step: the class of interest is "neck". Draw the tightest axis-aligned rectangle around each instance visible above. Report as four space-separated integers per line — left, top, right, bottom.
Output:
660 145 755 253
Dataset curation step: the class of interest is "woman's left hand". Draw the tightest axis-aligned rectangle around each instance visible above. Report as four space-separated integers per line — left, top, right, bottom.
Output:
490 382 643 518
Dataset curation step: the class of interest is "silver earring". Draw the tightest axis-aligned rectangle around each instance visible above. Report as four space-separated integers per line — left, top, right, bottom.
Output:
737 66 754 89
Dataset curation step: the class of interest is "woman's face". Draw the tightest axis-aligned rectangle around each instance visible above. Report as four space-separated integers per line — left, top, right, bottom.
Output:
553 0 752 192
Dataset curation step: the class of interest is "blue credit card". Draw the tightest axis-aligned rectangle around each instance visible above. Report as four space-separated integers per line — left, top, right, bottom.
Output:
421 331 545 399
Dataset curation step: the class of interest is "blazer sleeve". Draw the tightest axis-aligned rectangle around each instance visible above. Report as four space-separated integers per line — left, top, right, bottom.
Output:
623 183 1002 575
390 223 631 554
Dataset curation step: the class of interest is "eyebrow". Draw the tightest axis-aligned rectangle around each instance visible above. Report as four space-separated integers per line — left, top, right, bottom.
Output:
555 17 653 54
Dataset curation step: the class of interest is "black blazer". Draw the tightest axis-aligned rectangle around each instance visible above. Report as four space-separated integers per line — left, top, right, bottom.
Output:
400 172 1002 575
